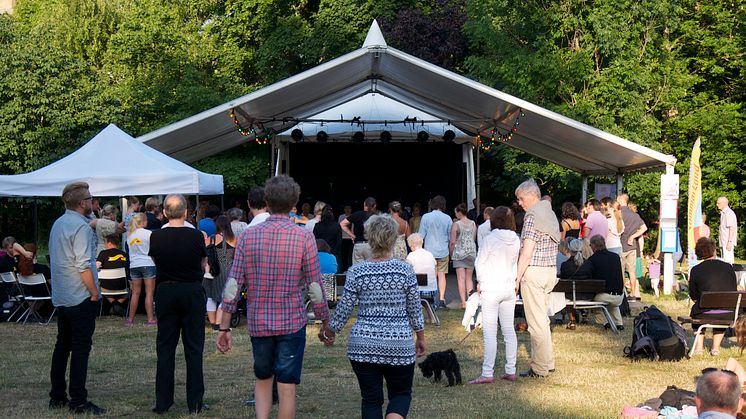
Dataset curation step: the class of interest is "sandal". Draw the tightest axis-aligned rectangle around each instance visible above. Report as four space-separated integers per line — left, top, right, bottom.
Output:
146 320 158 326
711 349 720 356
124 319 134 327
566 321 576 330
468 376 495 385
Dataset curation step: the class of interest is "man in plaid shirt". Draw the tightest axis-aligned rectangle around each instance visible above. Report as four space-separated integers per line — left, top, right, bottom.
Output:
515 178 560 379
217 175 329 419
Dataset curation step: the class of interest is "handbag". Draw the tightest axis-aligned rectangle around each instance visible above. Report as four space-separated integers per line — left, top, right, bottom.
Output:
205 235 222 278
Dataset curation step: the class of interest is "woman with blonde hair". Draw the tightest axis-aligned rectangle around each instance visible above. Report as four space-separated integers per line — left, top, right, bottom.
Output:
450 203 477 308
126 213 157 326
320 214 425 419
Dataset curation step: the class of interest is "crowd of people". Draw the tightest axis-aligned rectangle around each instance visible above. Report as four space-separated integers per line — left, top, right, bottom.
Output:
1 173 743 418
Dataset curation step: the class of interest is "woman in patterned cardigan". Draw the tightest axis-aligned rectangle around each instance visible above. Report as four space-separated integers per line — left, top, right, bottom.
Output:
321 214 426 419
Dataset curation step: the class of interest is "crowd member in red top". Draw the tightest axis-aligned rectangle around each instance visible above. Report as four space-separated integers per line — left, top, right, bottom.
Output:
217 175 329 419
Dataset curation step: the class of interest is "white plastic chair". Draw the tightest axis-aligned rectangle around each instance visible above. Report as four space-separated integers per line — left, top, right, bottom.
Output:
16 273 55 324
1 271 25 321
98 268 129 316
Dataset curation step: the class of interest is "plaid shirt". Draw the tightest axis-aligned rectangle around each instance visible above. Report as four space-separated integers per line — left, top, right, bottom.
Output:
521 213 558 267
222 214 329 337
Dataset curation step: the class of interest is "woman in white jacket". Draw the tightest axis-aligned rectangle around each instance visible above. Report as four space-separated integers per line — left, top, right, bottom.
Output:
469 206 521 384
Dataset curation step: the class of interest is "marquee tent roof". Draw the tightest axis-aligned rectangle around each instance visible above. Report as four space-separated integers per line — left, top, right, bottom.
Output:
276 93 473 143
138 20 676 175
0 124 224 197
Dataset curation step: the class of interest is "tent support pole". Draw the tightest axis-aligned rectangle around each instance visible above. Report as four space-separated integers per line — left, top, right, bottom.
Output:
195 194 200 223
270 140 276 178
33 199 38 245
616 173 624 196
581 175 588 203
475 143 480 213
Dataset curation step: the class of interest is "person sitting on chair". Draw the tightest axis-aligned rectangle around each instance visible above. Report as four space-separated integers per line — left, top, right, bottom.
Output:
96 234 129 315
573 235 625 331
689 237 738 356
405 233 438 301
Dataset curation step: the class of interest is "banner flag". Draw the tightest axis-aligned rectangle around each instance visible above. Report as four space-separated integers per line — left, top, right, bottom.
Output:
687 137 702 269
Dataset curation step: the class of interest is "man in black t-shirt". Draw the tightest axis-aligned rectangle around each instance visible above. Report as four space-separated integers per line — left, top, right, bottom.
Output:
340 197 377 265
148 194 208 415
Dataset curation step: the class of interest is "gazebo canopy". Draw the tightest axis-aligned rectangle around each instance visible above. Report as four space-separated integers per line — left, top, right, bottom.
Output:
138 20 676 176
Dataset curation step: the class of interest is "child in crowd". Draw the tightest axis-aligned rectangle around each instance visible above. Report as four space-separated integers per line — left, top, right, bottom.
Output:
96 234 129 315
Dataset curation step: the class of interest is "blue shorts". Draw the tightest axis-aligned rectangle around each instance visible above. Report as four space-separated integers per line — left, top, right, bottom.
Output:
130 266 156 280
250 327 306 384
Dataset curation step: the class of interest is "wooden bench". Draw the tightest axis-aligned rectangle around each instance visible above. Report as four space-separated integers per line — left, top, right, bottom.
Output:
677 291 746 357
517 279 620 333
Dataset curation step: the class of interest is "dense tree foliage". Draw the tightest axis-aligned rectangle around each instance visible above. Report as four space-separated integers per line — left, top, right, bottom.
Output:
0 0 743 254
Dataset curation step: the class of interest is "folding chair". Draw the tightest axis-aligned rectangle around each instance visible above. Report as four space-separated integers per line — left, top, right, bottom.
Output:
416 274 440 326
1 271 25 322
98 267 129 317
16 273 56 324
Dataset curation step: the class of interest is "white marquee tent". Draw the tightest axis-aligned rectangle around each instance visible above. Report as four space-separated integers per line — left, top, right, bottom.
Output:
0 124 223 197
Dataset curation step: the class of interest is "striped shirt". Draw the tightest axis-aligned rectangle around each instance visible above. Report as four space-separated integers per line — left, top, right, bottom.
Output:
521 213 558 267
222 214 329 337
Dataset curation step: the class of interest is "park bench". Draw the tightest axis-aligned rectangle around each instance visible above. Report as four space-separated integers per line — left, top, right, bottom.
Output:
677 290 746 357
518 279 620 333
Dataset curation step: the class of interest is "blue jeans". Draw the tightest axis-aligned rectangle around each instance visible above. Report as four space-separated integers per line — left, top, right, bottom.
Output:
250 327 306 384
49 298 98 407
350 361 415 419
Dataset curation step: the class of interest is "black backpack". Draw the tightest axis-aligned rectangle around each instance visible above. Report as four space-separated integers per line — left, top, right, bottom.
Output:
624 305 688 361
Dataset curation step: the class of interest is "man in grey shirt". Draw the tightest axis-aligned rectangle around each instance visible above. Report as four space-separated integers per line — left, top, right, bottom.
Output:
48 182 105 415
419 195 452 308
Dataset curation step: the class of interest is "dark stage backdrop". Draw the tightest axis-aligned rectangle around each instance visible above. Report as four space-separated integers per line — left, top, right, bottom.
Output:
288 142 466 215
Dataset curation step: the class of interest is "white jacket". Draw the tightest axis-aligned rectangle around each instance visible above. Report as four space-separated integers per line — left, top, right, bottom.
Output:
475 229 520 293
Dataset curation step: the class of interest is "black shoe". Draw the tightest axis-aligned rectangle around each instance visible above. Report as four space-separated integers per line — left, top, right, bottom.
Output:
49 398 68 409
69 401 107 415
604 323 625 331
519 368 548 378
438 300 449 311
189 403 210 414
152 403 173 414
549 369 556 373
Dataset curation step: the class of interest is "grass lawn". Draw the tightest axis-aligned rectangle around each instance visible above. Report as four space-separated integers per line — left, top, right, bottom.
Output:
0 292 738 418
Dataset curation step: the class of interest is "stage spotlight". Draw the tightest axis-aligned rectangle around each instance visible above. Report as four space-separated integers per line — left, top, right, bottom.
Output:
352 131 365 144
379 130 392 144
316 131 328 143
416 130 429 143
291 129 304 143
442 130 456 143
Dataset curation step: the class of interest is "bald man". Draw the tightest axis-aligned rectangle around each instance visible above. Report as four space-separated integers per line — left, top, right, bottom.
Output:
717 197 738 264
695 370 743 418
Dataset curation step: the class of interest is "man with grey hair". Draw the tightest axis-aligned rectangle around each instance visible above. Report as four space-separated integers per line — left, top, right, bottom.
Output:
617 193 647 300
696 370 743 418
515 178 560 378
419 195 452 308
574 235 625 330
48 182 106 415
717 197 738 264
149 194 208 414
217 175 329 419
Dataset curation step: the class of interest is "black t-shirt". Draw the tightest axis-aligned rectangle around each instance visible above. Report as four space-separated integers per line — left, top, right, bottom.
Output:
96 248 129 289
689 259 737 316
346 210 371 241
149 227 206 283
0 253 15 273
313 221 343 254
574 250 624 294
146 212 163 230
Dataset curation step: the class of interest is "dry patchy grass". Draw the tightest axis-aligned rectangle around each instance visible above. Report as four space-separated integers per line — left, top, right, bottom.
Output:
0 293 736 418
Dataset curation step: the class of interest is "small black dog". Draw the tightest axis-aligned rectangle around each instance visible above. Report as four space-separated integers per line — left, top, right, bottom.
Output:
418 349 462 386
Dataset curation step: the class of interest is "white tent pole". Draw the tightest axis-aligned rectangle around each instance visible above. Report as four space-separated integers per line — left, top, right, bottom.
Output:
475 142 480 212
581 176 588 203
662 164 676 295
616 173 624 196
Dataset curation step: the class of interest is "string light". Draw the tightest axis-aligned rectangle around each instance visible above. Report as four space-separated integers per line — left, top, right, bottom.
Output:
481 108 525 151
229 108 272 144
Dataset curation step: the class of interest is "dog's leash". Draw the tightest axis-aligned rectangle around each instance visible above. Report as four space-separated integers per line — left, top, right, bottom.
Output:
457 330 473 346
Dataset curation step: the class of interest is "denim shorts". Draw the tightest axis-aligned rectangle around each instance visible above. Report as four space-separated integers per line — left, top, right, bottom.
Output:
250 327 306 384
129 266 156 280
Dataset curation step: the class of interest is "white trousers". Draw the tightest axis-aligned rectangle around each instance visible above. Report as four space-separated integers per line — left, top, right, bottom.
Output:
722 247 735 264
480 290 518 377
